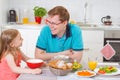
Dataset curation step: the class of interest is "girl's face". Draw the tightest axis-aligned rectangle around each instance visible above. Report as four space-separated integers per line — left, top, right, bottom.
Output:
46 15 67 37
11 33 23 48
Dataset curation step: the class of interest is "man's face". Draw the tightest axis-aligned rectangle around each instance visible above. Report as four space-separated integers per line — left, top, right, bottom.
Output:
46 15 67 37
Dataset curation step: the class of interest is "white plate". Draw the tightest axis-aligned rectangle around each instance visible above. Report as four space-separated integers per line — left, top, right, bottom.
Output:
75 70 96 78
94 68 120 76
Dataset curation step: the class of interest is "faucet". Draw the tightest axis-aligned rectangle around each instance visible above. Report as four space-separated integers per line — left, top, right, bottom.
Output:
84 2 88 24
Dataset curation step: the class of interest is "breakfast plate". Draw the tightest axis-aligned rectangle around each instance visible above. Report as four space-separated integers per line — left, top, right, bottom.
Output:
75 70 96 78
94 68 120 76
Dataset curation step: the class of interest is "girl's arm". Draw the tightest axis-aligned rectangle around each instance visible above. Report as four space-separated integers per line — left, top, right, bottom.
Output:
5 53 41 74
20 51 31 62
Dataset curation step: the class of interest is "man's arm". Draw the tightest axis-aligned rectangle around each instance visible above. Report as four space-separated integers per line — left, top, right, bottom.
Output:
69 50 83 62
35 47 72 61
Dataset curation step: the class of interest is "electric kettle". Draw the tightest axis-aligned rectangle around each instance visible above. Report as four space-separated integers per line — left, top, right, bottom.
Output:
101 15 112 25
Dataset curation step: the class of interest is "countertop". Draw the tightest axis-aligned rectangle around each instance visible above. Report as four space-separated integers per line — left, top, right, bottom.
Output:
2 24 120 31
80 26 120 30
76 22 120 30
2 24 44 30
79 24 120 30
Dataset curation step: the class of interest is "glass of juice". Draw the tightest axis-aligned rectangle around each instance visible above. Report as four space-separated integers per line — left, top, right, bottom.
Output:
22 9 29 24
23 17 29 24
88 57 97 71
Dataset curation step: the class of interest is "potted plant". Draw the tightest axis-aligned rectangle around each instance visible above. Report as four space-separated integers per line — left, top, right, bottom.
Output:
33 6 47 24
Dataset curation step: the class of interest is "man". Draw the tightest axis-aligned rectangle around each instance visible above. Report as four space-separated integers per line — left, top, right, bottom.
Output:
35 6 83 62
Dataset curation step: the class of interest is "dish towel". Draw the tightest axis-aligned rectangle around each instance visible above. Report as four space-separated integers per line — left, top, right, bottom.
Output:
101 43 116 60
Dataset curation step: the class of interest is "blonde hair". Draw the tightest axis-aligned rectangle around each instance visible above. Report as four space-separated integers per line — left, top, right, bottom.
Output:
0 29 19 61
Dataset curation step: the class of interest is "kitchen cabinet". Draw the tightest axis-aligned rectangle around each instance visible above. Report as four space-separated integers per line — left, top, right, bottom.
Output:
18 29 41 58
80 30 104 68
19 28 43 67
18 26 43 58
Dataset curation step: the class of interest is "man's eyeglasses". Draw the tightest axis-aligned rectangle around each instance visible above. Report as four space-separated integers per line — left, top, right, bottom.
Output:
46 19 63 26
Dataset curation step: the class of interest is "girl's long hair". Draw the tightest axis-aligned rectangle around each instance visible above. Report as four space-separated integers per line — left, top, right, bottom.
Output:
0 29 19 61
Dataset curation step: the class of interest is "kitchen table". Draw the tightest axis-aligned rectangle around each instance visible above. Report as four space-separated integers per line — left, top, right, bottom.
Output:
17 63 120 80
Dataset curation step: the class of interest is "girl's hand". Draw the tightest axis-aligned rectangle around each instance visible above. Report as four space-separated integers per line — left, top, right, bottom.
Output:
31 68 42 74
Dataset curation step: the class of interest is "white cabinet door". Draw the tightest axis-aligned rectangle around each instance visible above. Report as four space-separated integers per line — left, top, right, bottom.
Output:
81 30 104 69
18 28 42 58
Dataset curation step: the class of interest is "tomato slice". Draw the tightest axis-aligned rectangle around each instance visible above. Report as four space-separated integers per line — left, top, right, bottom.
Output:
108 66 113 69
98 70 106 74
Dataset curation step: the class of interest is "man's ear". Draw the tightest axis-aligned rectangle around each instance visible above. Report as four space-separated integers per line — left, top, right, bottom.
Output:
63 20 68 25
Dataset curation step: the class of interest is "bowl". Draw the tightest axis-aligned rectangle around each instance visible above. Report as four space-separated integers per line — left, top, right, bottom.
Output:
49 66 72 76
26 59 44 69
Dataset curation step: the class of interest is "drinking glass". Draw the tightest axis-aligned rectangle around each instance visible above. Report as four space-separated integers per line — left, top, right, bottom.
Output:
23 17 29 24
88 57 97 71
22 9 29 24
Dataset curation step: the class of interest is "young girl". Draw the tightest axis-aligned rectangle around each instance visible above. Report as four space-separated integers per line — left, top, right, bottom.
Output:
0 29 42 80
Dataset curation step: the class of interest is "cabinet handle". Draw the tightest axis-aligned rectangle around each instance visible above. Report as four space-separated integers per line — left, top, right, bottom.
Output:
106 40 120 43
83 48 90 51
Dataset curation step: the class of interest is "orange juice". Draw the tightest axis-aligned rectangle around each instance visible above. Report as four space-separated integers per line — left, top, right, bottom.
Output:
88 61 97 70
23 17 29 24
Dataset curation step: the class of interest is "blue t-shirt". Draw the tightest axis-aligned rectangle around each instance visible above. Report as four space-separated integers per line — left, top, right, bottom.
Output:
36 23 83 53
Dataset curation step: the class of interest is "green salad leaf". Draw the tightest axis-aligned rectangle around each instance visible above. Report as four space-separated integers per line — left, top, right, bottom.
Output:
99 66 117 74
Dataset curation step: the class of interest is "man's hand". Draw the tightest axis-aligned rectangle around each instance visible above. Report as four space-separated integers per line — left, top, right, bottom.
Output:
62 50 73 56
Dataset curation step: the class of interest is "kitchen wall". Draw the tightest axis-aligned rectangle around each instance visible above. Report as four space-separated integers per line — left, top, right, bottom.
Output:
0 0 9 32
6 0 120 25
